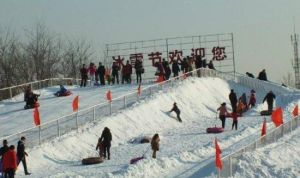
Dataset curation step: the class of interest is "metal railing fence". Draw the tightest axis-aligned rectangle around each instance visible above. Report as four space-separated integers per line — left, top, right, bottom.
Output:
1 68 297 152
219 115 300 177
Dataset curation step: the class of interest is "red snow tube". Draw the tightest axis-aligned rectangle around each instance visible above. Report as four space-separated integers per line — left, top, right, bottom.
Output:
57 91 72 97
206 127 224 133
82 157 103 165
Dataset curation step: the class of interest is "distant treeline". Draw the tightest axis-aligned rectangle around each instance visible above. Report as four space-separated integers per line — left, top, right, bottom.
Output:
0 23 96 88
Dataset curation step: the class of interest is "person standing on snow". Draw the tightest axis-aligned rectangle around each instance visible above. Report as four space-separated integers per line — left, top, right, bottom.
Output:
231 112 239 130
80 64 88 87
263 91 276 112
99 127 112 160
0 140 9 177
97 62 106 85
248 90 256 108
217 102 228 129
2 145 17 178
17 137 31 175
257 69 268 81
229 89 238 112
169 102 182 122
172 60 180 78
151 134 160 159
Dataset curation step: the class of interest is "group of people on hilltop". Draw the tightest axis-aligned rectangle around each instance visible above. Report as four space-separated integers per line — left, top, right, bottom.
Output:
0 137 31 178
80 56 216 87
218 88 276 130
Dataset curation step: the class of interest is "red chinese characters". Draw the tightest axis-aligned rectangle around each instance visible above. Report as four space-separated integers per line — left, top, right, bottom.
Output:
129 53 144 66
191 48 205 59
148 52 162 66
169 50 183 64
212 47 227 61
112 55 124 67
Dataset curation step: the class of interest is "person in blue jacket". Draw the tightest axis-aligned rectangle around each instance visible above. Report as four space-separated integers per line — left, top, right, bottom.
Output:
55 85 68 96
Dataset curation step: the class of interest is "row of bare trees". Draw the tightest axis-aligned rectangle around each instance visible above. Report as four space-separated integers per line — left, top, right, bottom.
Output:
0 23 95 88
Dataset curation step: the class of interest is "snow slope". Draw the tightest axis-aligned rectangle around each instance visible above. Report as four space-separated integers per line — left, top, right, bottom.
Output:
1 77 299 178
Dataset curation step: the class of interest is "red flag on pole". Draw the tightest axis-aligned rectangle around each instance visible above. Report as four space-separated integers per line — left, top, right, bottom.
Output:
72 95 79 111
292 104 298 117
261 118 267 136
215 138 222 170
33 107 41 126
137 84 141 96
106 90 112 102
271 107 283 127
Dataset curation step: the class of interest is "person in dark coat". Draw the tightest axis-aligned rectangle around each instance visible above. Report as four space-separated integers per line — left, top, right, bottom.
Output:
24 92 39 109
257 69 267 81
180 58 189 74
2 145 17 178
229 89 238 112
99 127 112 160
97 62 106 85
80 64 88 87
169 102 182 122
263 91 276 112
0 140 9 177
135 59 143 84
202 58 207 68
231 112 238 130
208 60 215 70
172 60 180 77
246 72 255 78
24 86 32 102
162 59 171 80
111 62 120 84
195 56 203 69
122 60 132 84
17 137 30 175
151 133 160 158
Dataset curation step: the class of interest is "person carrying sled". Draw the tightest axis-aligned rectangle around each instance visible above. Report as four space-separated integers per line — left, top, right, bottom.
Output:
263 91 276 112
229 89 237 112
151 133 160 159
169 102 182 122
217 102 228 129
17 137 31 175
99 127 112 160
97 62 106 85
2 145 17 178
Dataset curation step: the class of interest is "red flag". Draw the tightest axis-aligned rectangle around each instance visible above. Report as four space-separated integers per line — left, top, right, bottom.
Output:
292 104 298 117
156 75 164 83
33 107 41 126
106 90 112 102
137 84 141 96
72 95 79 111
261 118 266 136
215 138 222 170
271 107 283 127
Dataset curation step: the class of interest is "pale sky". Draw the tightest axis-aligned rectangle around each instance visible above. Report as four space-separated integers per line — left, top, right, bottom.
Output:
0 0 299 82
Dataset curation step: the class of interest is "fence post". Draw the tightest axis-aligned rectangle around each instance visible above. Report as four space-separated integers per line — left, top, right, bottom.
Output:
38 126 41 145
93 107 96 122
50 79 53 87
124 96 127 109
57 119 60 137
229 156 232 177
109 102 112 115
9 88 12 98
76 112 79 131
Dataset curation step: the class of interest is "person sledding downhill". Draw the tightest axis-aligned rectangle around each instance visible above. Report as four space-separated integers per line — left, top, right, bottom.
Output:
54 85 71 97
169 102 182 122
217 102 228 129
24 86 40 109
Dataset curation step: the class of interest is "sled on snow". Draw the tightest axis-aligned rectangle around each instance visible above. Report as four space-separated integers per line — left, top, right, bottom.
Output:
130 156 144 164
206 126 224 134
260 110 272 116
82 157 103 165
54 90 72 97
24 102 40 110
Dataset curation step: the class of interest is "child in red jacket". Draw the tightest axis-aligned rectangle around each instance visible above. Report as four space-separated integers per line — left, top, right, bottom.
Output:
231 112 238 130
3 145 17 178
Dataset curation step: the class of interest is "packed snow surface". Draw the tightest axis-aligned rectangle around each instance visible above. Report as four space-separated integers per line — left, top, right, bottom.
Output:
1 77 299 178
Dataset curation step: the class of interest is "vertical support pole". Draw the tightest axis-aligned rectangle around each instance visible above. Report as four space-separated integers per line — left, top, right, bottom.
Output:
109 102 112 115
57 119 60 137
9 88 12 99
124 96 127 109
38 126 41 145
229 156 232 177
231 33 236 79
93 107 96 122
76 112 79 131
